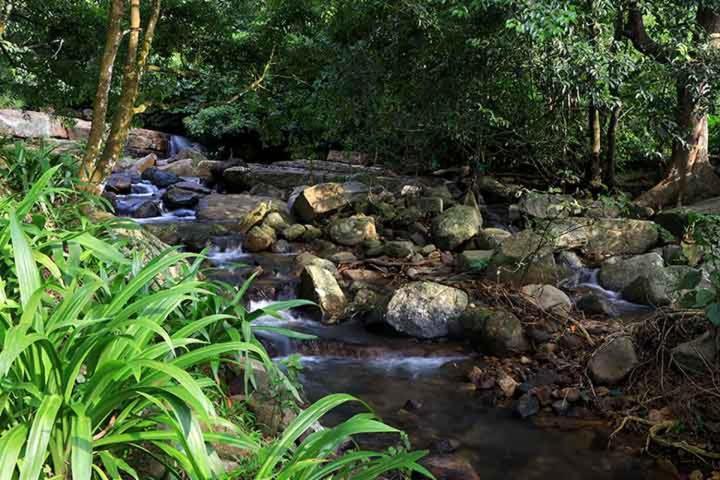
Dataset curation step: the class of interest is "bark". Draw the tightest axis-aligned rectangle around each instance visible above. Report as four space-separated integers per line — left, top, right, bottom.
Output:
91 0 161 188
604 103 620 189
628 4 720 208
80 0 125 184
587 102 603 189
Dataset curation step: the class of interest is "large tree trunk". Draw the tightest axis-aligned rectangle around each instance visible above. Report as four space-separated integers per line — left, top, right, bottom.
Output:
634 6 720 209
90 0 161 189
587 102 603 189
604 103 620 189
80 0 125 184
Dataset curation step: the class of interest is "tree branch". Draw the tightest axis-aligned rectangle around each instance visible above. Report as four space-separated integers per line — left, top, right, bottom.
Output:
623 1 671 63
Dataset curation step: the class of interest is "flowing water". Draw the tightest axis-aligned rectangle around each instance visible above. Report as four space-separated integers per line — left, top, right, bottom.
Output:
168 134 193 158
113 179 199 223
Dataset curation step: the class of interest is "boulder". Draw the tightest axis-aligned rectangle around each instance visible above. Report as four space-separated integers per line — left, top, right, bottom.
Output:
547 218 659 258
113 153 157 174
513 192 581 219
142 167 180 188
282 224 306 241
296 252 337 273
460 307 528 356
244 225 276 253
328 214 377 246
383 240 415 258
196 194 287 224
671 331 718 372
162 186 203 209
475 227 512 250
484 230 560 286
0 109 68 138
263 211 288 231
238 202 274 234
298 265 347 323
588 336 638 385
158 158 200 177
105 172 133 194
621 276 672 306
576 292 619 317
456 250 494 272
598 253 665 292
385 282 468 339
293 183 349 222
432 205 483 251
126 128 170 157
521 284 572 314
131 200 161 219
654 196 720 238
421 455 480 480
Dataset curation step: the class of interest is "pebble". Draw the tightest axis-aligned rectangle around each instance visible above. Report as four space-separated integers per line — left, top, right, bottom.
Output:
515 393 540 418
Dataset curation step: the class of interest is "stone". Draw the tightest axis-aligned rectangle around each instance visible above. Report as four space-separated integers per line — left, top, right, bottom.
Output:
432 205 483 251
621 275 672 306
577 292 619 316
131 200 161 218
475 227 512 250
196 160 226 180
105 172 133 194
485 230 560 286
263 211 288 231
141 167 180 188
173 181 211 194
158 158 199 177
671 331 718 372
113 153 157 174
301 224 323 241
196 194 287 224
271 239 291 254
126 128 170 157
417 196 444 215
420 244 437 256
383 240 415 258
385 281 468 339
162 186 203 209
547 218 659 258
497 370 519 398
598 253 665 292
296 252 337 273
421 455 480 480
244 225 276 253
298 265 347 323
0 109 65 138
328 214 377 246
515 393 540 418
514 191 581 219
293 183 349 222
588 336 639 385
238 202 273 234
521 284 573 314
460 307 528 355
282 224 306 241
654 196 720 238
456 250 494 272
329 251 357 264
326 150 369 165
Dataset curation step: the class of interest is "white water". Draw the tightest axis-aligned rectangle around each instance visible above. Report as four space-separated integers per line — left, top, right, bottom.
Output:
168 134 193 158
563 267 650 316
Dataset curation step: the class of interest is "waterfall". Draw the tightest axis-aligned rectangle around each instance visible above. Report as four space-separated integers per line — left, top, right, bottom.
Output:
168 134 193 158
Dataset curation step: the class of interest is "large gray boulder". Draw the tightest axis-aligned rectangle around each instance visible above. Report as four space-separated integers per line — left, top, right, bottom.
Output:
385 282 468 339
298 265 347 323
328 214 378 246
548 218 659 258
671 331 718 372
196 194 287 224
432 205 483 251
521 284 572 314
484 230 561 286
588 336 639 385
293 183 349 222
598 253 665 292
460 306 528 356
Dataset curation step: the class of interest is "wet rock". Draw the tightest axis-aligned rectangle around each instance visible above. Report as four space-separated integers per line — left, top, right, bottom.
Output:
384 240 415 258
263 211 289 231
328 214 377 246
113 153 157 174
385 281 468 339
514 192 581 219
521 284 572 314
162 186 203 209
105 172 133 194
402 399 423 412
238 202 273 234
409 232 427 246
131 200 161 218
296 252 337 274
460 307 528 355
158 158 201 177
173 181 211 194
576 292 618 316
244 224 276 253
588 336 639 385
421 454 480 480
598 252 665 292
432 205 483 251
475 227 512 250
270 239 290 254
671 331 718 372
430 438 460 454
301 224 323 241
293 183 349 222
142 167 180 188
621 275 672 306
552 399 571 415
329 251 357 264
420 244 437 256
282 224 306 241
196 194 287 224
484 229 561 286
456 250 494 272
298 265 347 323
548 218 659 258
515 393 540 418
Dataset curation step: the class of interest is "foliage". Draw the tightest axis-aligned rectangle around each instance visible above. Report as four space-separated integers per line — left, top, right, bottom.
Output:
679 214 720 327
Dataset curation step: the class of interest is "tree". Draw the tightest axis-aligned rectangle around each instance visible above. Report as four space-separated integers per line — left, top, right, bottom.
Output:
625 1 720 208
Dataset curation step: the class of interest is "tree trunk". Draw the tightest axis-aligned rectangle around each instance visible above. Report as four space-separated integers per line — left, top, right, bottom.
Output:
604 103 620 189
90 0 161 189
587 102 603 189
634 6 720 209
80 0 125 184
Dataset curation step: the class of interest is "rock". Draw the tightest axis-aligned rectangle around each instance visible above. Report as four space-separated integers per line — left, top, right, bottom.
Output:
282 224 306 241
417 196 444 215
113 153 157 174
475 227 512 250
420 244 437 256
298 265 347 323
271 239 290 254
126 128 170 157
598 253 665 292
577 292 618 316
196 160 226 180
293 183 349 222
621 275 672 306
497 370 519 398
158 158 200 177
515 393 540 418
328 214 378 246
432 205 483 251
671 331 718 372
654 196 720 238
173 181 211 194
485 230 560 286
0 109 69 138
263 211 288 231
238 202 273 234
588 336 639 385
421 455 480 480
301 225 323 241
326 150 370 165
456 250 494 272
131 200 161 218
142 167 180 188
162 186 203 209
547 218 659 258
296 252 337 273
384 240 415 258
244 225 276 253
521 284 572 314
196 194 287 224
105 172 133 194
329 251 357 264
385 282 468 339
460 307 528 355
514 192 582 219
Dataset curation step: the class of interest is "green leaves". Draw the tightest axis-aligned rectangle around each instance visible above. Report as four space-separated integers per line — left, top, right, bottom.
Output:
0 424 28 480
9 211 42 309
71 414 93 480
706 303 720 327
20 395 62 480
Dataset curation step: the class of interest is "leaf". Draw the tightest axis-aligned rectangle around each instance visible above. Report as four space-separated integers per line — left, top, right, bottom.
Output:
71 414 92 480
70 233 130 266
9 212 42 310
20 394 62 480
694 288 717 308
706 303 720 327
0 424 28 480
677 269 702 291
